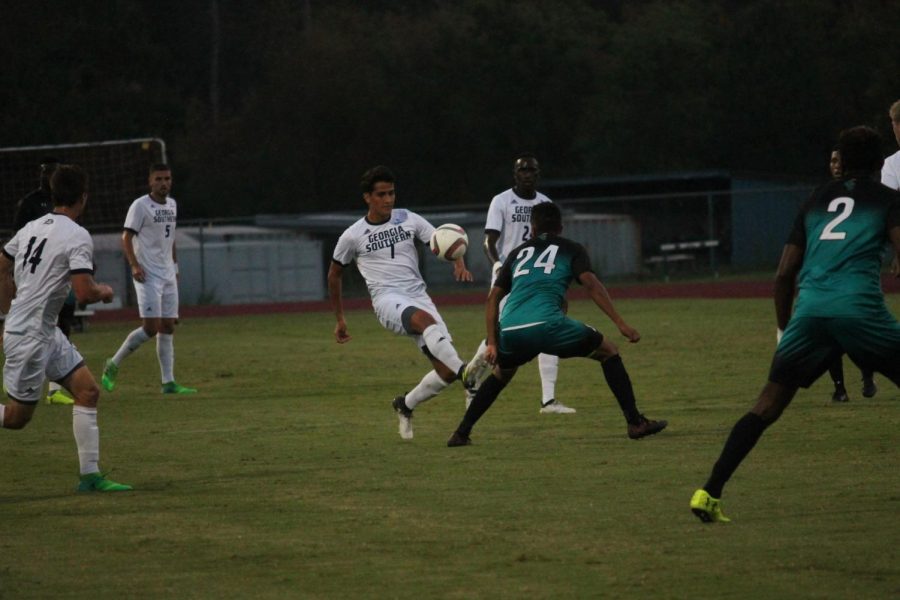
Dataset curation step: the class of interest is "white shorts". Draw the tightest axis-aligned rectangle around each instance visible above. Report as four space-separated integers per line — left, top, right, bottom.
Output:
3 328 84 404
372 291 453 351
134 276 179 319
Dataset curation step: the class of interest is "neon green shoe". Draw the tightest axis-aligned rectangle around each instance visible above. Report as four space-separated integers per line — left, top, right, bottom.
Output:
46 389 75 405
161 381 197 394
101 359 118 392
77 472 133 492
690 489 731 523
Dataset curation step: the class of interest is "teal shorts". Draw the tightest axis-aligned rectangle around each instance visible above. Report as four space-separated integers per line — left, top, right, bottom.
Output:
770 314 900 388
497 316 603 369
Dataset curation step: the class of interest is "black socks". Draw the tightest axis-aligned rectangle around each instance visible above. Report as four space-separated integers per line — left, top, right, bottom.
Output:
704 412 769 498
601 354 640 424
456 374 508 436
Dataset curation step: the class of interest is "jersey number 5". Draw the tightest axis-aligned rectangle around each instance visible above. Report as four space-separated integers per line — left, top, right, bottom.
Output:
22 236 48 274
819 197 854 241
513 244 559 278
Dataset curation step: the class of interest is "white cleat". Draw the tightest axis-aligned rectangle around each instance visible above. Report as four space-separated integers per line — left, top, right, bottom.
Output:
392 395 414 440
539 400 576 414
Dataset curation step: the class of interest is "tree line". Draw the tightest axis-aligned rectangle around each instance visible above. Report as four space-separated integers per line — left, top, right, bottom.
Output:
3 0 898 219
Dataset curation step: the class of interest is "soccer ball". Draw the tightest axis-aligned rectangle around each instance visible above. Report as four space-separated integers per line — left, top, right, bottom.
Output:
429 224 469 262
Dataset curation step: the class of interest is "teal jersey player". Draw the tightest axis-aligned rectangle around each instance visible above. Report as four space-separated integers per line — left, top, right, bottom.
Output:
496 234 590 330
691 126 900 525
447 202 667 447
790 177 898 318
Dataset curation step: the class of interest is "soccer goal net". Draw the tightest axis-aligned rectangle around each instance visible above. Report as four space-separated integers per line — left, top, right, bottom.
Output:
0 138 167 236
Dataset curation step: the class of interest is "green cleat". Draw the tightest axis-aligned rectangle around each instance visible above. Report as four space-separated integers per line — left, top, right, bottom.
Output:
101 359 118 392
690 489 731 523
161 381 197 394
46 389 75 405
77 472 133 492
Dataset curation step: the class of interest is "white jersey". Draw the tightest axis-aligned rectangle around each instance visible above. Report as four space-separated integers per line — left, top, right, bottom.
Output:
332 209 434 301
882 150 900 190
124 194 178 281
484 189 552 263
2 213 94 338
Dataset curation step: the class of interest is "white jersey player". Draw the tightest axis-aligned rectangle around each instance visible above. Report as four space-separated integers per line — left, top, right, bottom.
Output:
883 99 900 191
328 165 473 440
0 165 131 492
462 154 575 414
101 164 197 395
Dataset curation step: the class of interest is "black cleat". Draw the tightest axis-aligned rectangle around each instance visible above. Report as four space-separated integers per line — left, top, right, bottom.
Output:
392 395 414 440
627 414 668 439
862 378 877 398
831 387 849 402
447 431 472 447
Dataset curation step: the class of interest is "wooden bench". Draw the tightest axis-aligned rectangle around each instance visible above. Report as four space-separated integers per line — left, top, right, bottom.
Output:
645 240 720 281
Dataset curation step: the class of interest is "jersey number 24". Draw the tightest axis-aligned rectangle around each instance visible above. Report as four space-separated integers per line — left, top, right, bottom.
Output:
513 244 559 278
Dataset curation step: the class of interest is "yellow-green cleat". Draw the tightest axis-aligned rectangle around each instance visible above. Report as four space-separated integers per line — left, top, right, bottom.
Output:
101 358 118 392
77 472 133 492
161 381 197 394
690 489 731 523
46 389 75 405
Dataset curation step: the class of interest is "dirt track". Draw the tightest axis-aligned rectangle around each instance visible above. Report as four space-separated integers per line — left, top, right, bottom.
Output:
88 276 900 324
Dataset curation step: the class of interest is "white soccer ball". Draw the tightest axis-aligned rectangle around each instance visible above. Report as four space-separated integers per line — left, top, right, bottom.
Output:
429 223 469 262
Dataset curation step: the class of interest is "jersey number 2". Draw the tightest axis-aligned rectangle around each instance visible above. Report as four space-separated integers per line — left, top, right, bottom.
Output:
819 197 854 240
513 244 559 278
22 236 48 274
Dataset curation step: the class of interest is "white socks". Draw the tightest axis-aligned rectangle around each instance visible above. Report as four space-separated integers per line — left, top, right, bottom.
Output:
157 333 175 383
72 406 100 475
538 353 559 404
112 327 151 365
421 324 464 374
405 370 450 409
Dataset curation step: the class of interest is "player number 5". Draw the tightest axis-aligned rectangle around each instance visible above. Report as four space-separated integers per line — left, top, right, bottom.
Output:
819 197 854 241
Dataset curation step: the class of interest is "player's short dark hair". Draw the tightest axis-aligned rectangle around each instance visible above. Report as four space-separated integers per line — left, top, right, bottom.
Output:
50 165 88 207
150 163 171 174
531 202 561 235
360 165 395 194
890 99 900 122
836 126 883 173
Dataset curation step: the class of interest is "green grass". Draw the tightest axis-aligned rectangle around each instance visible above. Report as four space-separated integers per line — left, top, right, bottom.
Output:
2 296 899 599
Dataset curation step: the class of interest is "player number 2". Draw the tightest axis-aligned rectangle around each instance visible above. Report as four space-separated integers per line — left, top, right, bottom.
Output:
513 244 559 278
819 197 854 241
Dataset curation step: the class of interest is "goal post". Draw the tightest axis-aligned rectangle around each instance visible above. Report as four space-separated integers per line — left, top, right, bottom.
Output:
0 137 167 235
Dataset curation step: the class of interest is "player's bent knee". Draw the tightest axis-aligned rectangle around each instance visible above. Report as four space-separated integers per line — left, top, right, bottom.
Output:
3 406 34 429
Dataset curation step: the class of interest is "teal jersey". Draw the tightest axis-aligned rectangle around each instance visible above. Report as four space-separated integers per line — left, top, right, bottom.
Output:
494 233 592 328
788 178 900 318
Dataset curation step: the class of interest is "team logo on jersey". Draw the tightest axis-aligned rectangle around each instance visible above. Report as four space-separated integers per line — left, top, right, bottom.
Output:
390 209 409 224
364 226 412 253
512 205 532 222
153 208 176 224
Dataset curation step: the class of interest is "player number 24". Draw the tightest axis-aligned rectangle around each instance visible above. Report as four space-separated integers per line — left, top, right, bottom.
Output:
819 197 854 241
513 244 559 278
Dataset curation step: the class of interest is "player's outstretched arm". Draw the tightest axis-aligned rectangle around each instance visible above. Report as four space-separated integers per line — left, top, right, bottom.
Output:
773 243 804 330
121 230 145 283
453 257 473 282
0 254 16 314
327 261 351 343
578 271 640 343
889 225 900 278
71 273 114 305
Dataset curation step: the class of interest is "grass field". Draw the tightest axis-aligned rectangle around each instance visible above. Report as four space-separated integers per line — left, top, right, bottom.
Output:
2 295 898 599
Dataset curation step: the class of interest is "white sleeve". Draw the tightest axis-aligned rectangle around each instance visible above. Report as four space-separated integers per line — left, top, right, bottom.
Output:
123 199 143 232
69 229 94 272
484 196 505 232
412 212 435 244
332 229 356 266
3 230 20 259
882 160 900 191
